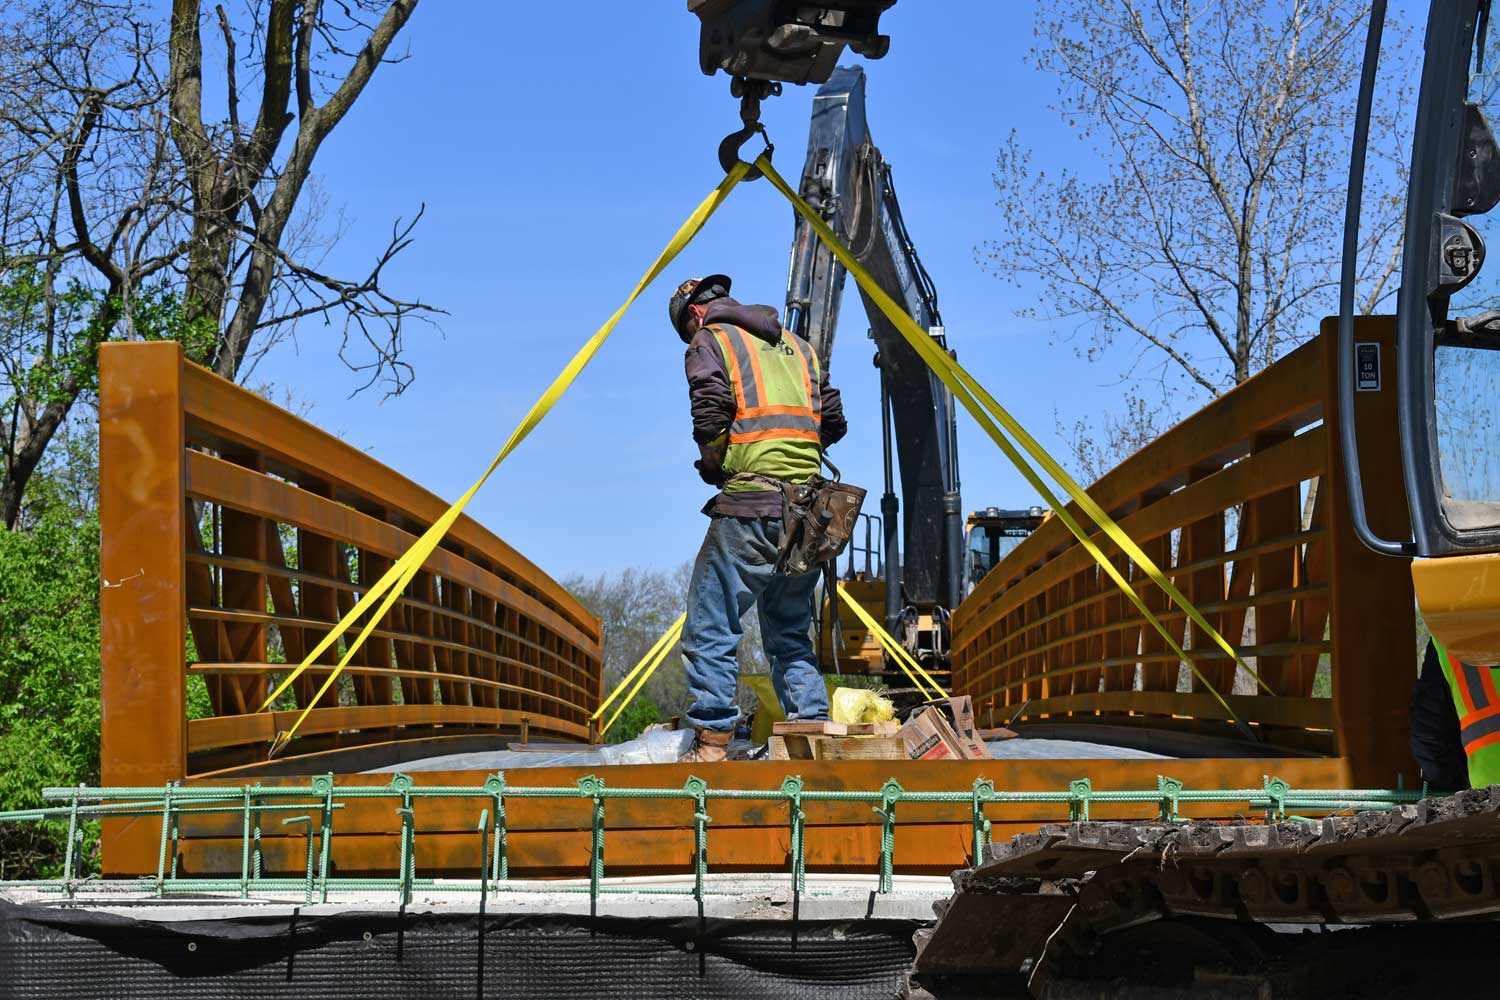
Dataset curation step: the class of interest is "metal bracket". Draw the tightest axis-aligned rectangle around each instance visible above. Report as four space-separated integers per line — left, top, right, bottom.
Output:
1263 776 1291 820
970 779 997 866
1068 778 1093 822
1157 775 1184 823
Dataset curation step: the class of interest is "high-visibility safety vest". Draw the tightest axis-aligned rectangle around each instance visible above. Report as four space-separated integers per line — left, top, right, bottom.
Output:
1433 638 1500 787
706 323 823 491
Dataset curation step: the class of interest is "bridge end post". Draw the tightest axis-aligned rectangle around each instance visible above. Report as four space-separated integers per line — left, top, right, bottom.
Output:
99 341 187 874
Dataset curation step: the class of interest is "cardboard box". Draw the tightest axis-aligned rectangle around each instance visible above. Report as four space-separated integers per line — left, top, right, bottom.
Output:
900 706 966 761
945 695 992 760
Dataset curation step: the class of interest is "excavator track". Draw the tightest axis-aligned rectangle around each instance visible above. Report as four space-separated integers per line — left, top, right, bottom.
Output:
913 786 1500 994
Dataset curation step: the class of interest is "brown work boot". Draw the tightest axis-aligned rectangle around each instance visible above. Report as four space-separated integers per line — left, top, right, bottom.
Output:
680 727 732 764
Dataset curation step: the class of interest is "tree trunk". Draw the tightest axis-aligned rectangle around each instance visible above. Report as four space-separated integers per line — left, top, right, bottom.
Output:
183 214 235 358
1 398 73 529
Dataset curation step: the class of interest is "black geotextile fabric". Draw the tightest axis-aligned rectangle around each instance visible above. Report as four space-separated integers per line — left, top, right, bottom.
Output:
0 900 921 999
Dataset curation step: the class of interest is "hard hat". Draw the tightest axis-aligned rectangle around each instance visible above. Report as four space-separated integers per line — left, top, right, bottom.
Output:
669 274 732 342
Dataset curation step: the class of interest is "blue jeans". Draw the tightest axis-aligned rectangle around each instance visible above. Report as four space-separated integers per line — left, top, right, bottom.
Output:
682 516 830 732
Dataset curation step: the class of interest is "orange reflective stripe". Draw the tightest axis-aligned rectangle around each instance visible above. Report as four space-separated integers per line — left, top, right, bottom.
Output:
1461 701 1500 728
731 427 822 444
740 403 817 418
1466 725 1500 754
713 325 747 408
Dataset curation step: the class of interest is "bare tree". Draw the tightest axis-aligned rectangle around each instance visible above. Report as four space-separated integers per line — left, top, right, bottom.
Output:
167 0 433 386
1063 387 1176 486
0 0 434 528
985 0 1412 434
0 1 185 528
564 562 774 726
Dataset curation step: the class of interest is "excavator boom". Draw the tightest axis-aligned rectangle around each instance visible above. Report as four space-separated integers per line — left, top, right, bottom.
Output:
783 65 964 622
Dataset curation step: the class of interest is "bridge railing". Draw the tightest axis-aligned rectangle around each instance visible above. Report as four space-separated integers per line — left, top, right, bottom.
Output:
98 341 601 785
953 319 1417 783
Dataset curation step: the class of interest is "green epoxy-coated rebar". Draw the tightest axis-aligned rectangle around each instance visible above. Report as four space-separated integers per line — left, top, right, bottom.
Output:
874 779 901 894
780 775 806 897
154 784 174 897
686 776 709 905
487 774 508 882
971 780 996 865
579 776 606 917
0 773 1429 911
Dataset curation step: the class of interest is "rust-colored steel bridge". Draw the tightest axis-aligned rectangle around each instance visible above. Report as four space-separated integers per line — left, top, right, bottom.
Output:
94 321 1420 880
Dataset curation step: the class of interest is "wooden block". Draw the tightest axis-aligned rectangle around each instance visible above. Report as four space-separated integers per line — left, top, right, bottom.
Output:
767 732 905 760
773 720 848 736
976 727 1019 741
768 735 809 760
844 720 901 736
810 735 906 761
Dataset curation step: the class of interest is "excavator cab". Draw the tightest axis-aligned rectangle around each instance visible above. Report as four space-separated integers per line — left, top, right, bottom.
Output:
1345 1 1500 663
1391 1 1500 558
963 506 1047 595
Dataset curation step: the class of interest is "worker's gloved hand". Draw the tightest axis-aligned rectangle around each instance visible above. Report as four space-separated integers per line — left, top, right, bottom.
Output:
694 459 725 486
695 437 727 486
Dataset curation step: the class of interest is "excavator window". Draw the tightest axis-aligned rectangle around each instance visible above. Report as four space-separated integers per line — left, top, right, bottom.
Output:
963 508 1046 594
1434 13 1500 521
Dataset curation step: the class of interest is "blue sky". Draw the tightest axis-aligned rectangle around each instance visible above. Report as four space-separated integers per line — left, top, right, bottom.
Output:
244 3 1272 579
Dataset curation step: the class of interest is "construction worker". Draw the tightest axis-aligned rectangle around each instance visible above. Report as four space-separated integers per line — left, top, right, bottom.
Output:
670 274 848 763
1410 637 1500 790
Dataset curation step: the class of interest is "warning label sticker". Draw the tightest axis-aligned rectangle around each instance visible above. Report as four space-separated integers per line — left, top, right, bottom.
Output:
1356 342 1381 392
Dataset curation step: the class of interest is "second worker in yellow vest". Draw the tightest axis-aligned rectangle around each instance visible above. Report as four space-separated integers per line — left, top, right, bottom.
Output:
670 274 848 763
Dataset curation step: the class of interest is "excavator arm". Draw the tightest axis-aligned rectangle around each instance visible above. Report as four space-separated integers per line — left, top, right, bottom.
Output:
783 65 964 627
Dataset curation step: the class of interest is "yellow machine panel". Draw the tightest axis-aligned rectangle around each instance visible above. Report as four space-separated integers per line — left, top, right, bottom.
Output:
817 576 886 671
1414 552 1500 666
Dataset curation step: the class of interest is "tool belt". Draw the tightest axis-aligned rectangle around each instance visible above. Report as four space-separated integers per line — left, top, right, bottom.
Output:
727 468 867 576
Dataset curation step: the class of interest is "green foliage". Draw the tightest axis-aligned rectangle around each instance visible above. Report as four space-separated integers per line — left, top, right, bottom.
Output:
186 674 214 722
0 267 103 408
1 268 217 408
605 695 661 745
0 473 102 878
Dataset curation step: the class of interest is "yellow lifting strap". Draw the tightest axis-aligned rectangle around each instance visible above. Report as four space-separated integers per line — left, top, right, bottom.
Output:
596 614 686 738
835 582 948 700
258 162 752 756
600 614 687 740
754 153 1270 736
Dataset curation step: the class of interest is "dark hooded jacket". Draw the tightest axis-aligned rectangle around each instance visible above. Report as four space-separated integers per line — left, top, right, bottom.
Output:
684 297 847 517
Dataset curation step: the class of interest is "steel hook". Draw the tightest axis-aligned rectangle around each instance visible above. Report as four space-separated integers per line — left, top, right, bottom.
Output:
718 77 779 179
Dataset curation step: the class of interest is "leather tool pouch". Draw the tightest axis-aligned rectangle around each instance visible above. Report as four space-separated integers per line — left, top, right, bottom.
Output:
773 475 867 576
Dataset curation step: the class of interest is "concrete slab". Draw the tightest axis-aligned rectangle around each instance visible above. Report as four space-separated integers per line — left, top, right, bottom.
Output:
2 872 950 922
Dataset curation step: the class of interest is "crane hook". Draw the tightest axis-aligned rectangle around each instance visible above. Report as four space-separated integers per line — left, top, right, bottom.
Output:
718 77 778 180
